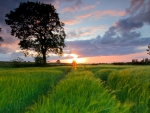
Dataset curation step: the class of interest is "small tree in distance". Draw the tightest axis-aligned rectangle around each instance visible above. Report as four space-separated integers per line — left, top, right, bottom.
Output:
5 1 66 64
56 60 60 63
147 44 150 55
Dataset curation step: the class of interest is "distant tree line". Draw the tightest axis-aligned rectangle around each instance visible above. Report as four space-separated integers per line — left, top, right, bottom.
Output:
112 58 150 65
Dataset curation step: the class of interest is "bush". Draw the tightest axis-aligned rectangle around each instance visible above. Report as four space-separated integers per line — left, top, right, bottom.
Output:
34 56 44 66
11 57 24 67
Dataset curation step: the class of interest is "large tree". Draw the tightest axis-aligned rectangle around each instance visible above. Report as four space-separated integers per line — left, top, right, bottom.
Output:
5 1 66 64
0 27 4 45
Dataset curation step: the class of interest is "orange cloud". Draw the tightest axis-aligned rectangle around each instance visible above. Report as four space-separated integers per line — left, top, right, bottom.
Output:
76 13 92 19
53 1 60 9
62 19 80 25
67 26 107 38
93 10 126 19
62 13 92 25
62 10 126 25
1 41 19 51
61 4 96 13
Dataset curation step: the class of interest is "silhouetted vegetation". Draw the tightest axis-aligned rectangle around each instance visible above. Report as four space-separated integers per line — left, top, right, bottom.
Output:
56 60 60 63
147 44 150 55
5 1 66 65
10 57 35 67
0 27 4 45
34 56 44 66
0 61 73 68
112 58 150 65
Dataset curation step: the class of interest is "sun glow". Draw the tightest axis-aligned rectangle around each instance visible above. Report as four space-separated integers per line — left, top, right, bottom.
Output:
60 54 87 63
69 54 86 63
72 54 80 63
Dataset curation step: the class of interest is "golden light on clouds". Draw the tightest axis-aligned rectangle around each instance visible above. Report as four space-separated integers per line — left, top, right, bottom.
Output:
62 57 87 63
60 51 148 64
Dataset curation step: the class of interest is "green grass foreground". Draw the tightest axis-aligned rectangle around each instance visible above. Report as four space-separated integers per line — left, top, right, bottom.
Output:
0 65 150 113
0 67 69 113
26 69 130 113
87 65 150 113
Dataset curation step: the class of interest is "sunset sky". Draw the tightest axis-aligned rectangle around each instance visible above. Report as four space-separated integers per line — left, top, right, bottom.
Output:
0 0 150 63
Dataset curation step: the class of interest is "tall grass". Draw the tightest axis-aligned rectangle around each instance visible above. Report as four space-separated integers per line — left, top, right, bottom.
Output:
106 67 150 113
1 65 149 113
26 69 131 113
0 67 68 113
95 69 117 81
86 65 133 73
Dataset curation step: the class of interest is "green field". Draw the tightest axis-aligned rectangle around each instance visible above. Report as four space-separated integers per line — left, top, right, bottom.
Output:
0 65 150 113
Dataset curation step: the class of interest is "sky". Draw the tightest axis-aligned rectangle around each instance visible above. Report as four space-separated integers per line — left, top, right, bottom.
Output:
0 0 150 63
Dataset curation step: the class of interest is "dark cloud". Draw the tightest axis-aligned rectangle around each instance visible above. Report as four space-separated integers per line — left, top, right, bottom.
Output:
116 17 144 32
65 33 150 58
66 40 91 49
62 0 150 57
126 0 145 14
65 39 99 57
100 26 120 44
126 0 150 24
65 0 150 58
78 0 150 57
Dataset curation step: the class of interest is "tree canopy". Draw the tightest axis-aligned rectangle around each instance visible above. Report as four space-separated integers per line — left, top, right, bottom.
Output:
5 1 66 64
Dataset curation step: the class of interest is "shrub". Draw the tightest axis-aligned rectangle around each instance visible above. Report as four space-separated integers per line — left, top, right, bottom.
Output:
34 56 44 66
11 57 24 67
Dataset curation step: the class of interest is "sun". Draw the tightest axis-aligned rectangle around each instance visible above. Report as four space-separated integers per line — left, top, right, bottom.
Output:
60 54 87 63
73 55 77 61
69 54 77 62
70 54 86 63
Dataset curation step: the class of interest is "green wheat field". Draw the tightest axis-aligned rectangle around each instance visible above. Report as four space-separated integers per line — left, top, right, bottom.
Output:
0 65 150 113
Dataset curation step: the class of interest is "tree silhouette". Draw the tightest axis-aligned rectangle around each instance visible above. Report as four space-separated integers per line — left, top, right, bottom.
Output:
147 44 150 55
56 59 60 63
0 27 4 45
5 1 66 64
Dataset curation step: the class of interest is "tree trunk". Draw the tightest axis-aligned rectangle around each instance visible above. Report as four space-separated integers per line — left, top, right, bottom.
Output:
42 50 46 65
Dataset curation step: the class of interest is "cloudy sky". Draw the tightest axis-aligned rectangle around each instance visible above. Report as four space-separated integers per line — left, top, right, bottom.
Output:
0 0 150 63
